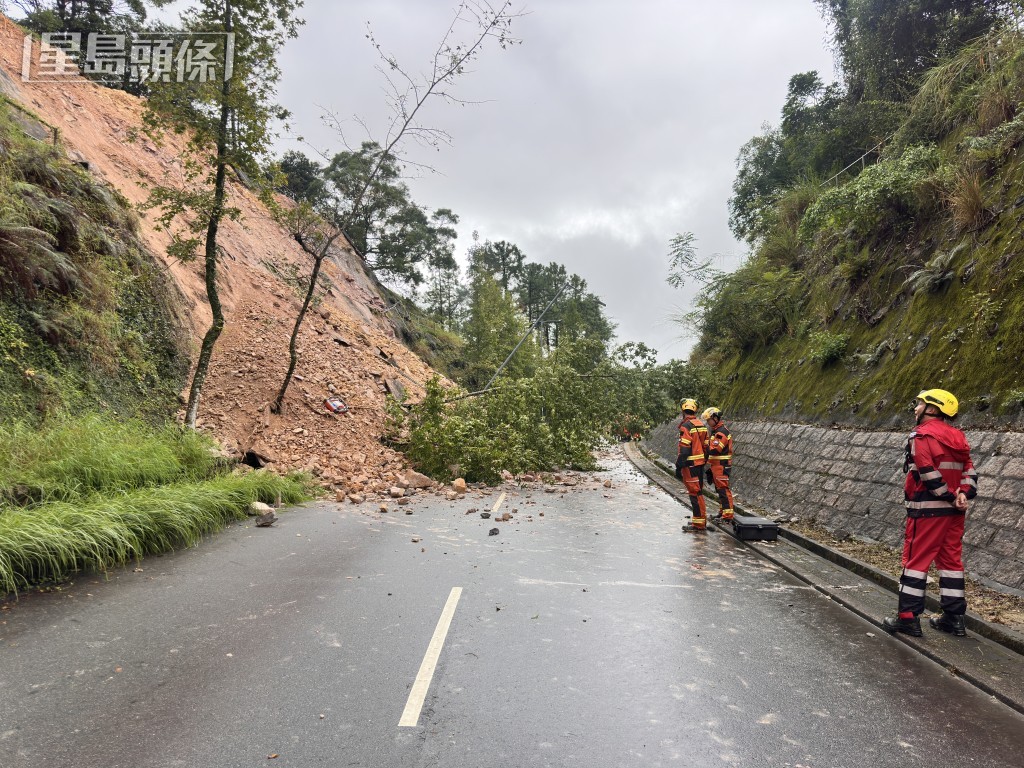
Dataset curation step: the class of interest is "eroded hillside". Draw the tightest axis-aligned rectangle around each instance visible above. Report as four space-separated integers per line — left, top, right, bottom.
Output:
0 15 441 492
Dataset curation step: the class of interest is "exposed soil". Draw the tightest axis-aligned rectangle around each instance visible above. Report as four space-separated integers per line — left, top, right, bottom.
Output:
0 16 448 492
787 518 1024 635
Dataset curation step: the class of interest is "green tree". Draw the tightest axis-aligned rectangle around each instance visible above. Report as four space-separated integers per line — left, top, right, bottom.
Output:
322 141 443 287
468 239 525 292
550 273 614 351
422 210 464 329
728 71 905 245
11 1 147 35
277 150 326 204
514 261 547 326
141 0 303 428
815 0 1004 102
462 273 537 390
533 262 567 351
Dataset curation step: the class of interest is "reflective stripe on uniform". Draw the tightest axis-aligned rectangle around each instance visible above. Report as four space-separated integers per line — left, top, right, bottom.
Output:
938 569 963 579
899 585 926 597
939 588 966 597
903 568 927 579
906 499 955 510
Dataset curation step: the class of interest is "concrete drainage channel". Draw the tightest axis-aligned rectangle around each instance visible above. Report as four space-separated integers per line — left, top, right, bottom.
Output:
622 441 1024 716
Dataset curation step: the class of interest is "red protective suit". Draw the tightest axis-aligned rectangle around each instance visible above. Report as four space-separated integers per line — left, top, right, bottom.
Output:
898 418 978 618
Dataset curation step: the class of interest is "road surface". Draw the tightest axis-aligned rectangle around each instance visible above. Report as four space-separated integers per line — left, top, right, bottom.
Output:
2 449 1022 767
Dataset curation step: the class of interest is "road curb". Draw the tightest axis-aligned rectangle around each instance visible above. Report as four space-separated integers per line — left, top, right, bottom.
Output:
623 441 1024 704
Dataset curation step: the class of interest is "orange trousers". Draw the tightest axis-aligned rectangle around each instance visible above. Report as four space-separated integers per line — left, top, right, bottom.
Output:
682 465 706 526
708 462 734 519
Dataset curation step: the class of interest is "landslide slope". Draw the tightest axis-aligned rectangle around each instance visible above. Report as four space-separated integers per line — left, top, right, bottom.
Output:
706 30 1024 430
0 16 442 491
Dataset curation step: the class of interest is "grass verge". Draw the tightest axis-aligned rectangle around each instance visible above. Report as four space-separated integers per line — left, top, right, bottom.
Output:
0 415 312 596
0 471 307 596
0 414 221 504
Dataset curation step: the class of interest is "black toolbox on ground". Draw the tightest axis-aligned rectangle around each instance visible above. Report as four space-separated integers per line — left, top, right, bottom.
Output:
732 515 779 542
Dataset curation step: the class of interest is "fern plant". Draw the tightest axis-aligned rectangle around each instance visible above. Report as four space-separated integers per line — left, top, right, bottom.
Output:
902 248 960 295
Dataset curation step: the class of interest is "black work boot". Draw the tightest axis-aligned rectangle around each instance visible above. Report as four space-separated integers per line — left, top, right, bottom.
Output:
883 615 923 637
929 612 967 637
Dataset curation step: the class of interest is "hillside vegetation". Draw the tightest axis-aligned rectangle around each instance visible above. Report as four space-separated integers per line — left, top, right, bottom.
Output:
700 13 1024 428
0 101 188 422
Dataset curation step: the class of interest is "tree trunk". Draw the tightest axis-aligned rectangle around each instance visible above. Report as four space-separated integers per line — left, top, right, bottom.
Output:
272 250 325 414
184 0 233 430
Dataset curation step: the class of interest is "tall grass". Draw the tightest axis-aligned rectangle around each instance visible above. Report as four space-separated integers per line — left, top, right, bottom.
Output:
0 414 220 504
0 414 310 595
0 472 306 595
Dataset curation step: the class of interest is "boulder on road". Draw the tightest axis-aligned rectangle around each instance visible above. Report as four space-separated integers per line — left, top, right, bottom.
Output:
403 470 434 489
248 501 273 517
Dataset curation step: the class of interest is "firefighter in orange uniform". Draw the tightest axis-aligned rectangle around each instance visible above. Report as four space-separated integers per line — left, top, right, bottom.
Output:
702 407 735 521
675 399 708 532
883 389 978 638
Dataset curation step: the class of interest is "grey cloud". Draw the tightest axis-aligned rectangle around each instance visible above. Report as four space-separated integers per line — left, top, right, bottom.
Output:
275 0 836 360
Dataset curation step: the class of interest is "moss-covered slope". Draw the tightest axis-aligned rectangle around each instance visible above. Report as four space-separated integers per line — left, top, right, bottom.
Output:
707 29 1024 429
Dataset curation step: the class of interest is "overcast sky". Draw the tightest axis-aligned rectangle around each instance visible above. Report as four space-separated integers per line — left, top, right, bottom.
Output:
273 1 837 360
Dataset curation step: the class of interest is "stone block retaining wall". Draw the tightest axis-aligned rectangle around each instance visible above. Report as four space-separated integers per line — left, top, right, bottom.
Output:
642 418 1024 592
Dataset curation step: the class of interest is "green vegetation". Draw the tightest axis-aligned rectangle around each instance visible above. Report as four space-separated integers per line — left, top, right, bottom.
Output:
0 473 305 595
0 414 218 504
374 219 712 484
0 415 309 595
690 8 1024 426
0 85 312 597
386 346 715 484
0 102 188 421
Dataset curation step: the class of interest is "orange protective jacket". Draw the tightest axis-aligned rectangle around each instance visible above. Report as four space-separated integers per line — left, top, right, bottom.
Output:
677 416 708 468
707 422 733 467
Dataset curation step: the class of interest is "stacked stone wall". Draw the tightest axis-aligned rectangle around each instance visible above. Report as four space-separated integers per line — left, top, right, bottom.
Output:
642 418 1024 591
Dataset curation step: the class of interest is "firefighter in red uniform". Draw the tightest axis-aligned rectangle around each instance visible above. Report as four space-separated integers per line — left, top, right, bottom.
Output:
883 389 978 638
702 407 735 522
675 399 708 532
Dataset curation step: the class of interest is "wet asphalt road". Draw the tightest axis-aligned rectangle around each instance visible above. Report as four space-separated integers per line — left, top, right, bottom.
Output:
1 448 1023 768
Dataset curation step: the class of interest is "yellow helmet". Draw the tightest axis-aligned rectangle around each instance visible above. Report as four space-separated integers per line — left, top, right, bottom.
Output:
916 388 958 417
702 407 721 421
680 398 698 413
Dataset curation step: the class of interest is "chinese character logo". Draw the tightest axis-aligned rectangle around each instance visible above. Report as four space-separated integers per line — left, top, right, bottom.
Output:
21 32 235 85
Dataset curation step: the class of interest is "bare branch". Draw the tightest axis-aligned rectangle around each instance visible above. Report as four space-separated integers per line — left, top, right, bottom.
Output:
273 0 523 413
